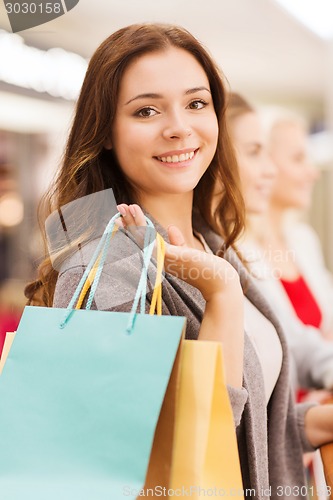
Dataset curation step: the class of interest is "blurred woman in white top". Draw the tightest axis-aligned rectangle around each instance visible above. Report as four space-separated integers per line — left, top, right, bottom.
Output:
223 93 333 396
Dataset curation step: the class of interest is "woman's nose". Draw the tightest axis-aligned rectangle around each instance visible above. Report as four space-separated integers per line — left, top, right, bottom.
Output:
162 112 192 140
262 153 277 179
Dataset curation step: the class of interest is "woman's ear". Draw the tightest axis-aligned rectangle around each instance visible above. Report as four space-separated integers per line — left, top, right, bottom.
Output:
104 138 112 150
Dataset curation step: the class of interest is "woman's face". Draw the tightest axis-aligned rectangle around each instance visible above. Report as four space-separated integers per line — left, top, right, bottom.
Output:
268 122 319 210
230 112 276 214
110 47 219 202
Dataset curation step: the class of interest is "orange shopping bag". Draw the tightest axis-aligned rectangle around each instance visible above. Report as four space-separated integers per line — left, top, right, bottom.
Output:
170 340 244 499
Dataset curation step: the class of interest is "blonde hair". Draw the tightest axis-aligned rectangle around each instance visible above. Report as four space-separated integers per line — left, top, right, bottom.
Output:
258 106 308 145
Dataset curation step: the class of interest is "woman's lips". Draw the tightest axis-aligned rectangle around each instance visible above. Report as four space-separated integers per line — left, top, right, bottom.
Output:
154 148 199 167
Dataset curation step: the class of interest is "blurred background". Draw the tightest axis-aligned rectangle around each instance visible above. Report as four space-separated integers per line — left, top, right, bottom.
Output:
0 0 333 315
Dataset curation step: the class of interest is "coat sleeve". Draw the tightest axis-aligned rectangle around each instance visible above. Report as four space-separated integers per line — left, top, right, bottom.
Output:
227 386 249 427
289 325 333 390
295 402 318 453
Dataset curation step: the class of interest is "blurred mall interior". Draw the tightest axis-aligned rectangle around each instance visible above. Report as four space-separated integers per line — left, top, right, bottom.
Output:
0 0 333 312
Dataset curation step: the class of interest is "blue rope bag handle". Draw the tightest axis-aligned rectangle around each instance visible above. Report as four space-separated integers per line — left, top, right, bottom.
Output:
60 212 158 333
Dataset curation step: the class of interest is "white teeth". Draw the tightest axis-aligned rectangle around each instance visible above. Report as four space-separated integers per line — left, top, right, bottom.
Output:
157 150 196 163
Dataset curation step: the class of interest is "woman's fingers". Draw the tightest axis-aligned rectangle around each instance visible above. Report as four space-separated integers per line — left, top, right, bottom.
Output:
129 204 146 226
116 203 146 229
116 203 147 227
116 203 147 249
117 203 136 227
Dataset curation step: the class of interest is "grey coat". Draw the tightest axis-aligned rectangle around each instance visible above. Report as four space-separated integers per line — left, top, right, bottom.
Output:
53 213 315 500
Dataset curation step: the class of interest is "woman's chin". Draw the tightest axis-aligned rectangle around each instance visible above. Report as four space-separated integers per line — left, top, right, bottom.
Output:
245 199 270 215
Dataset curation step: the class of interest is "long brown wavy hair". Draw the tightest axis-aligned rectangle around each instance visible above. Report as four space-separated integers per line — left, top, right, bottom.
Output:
25 23 245 306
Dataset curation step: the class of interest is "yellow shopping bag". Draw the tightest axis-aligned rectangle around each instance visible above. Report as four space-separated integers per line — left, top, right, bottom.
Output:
170 340 244 499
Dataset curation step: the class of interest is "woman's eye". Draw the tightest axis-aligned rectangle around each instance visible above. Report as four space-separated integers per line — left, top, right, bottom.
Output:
247 146 261 157
135 107 158 118
187 99 207 110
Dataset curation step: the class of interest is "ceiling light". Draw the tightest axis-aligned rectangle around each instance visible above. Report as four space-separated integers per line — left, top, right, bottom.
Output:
0 193 24 227
273 0 333 39
0 30 88 100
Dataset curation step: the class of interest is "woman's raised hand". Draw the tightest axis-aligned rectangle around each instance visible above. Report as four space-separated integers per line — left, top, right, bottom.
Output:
116 204 242 302
165 224 242 301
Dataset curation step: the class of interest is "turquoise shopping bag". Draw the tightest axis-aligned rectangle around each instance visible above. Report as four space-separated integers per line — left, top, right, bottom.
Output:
0 214 185 500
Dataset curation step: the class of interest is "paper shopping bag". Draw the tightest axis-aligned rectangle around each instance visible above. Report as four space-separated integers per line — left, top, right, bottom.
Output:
143 339 182 494
0 213 185 500
170 340 244 499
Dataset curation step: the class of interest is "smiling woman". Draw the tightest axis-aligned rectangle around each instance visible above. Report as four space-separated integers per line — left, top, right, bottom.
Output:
26 23 244 306
25 23 333 500
106 48 218 205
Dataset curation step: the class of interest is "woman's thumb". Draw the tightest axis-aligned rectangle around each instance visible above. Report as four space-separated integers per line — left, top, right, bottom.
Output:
167 225 186 247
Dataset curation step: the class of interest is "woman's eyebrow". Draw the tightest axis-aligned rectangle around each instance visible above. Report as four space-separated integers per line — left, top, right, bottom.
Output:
125 93 162 105
125 86 211 105
185 86 211 95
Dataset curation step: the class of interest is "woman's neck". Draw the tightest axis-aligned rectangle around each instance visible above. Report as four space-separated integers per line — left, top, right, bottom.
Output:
246 206 286 249
266 204 287 243
261 205 300 279
139 192 200 249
